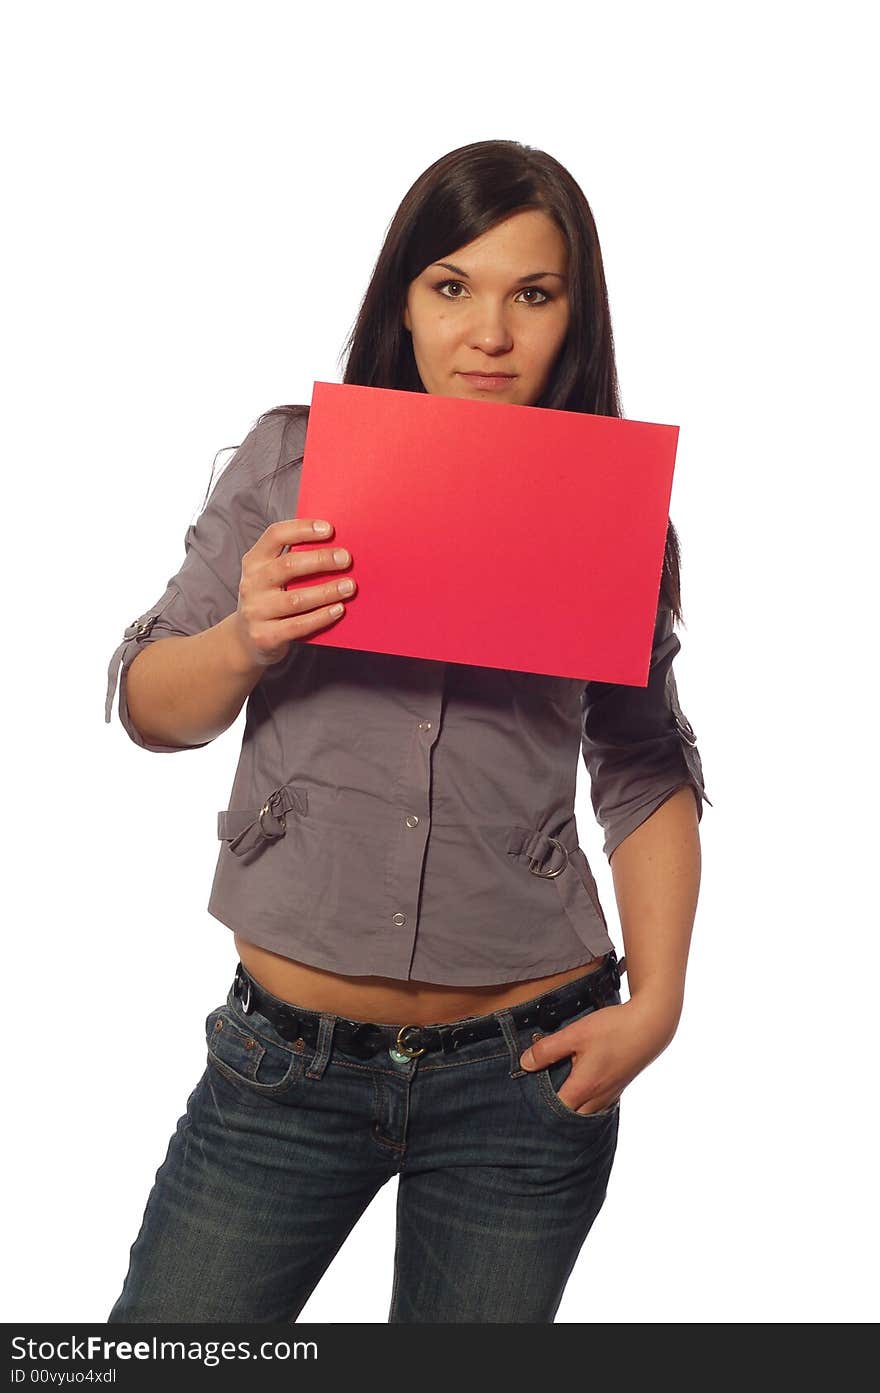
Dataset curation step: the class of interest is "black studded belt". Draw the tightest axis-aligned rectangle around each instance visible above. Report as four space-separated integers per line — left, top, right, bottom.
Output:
231 951 623 1061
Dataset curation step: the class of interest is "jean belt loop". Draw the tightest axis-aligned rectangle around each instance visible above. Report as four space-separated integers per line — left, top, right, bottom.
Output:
304 1012 335 1081
494 1008 527 1078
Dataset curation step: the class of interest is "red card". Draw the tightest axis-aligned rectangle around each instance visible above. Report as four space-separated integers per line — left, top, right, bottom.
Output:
285 381 679 685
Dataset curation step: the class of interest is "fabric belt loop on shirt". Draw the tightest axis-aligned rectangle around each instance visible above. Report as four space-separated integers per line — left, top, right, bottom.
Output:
217 783 310 857
506 825 611 954
507 827 570 878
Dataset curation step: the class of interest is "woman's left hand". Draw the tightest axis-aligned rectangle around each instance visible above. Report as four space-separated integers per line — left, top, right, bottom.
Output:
518 995 679 1115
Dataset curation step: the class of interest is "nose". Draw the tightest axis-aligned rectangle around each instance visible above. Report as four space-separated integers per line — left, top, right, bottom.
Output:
467 303 514 356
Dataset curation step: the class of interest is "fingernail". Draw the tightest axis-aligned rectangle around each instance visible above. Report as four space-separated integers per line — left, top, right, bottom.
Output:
520 1048 534 1069
313 520 331 534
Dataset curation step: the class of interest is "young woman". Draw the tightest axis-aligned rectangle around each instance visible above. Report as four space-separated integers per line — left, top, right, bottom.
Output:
104 139 709 1324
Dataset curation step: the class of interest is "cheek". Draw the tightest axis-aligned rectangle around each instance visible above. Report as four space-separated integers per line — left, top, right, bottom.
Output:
417 316 458 352
525 318 569 367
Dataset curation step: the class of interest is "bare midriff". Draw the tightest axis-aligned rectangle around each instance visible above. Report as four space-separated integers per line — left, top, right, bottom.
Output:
233 933 608 1026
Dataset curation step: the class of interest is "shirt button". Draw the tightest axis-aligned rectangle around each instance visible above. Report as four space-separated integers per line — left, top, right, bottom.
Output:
392 912 406 926
405 814 419 828
418 721 432 731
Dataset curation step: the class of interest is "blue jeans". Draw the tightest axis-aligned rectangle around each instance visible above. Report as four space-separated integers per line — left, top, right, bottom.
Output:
107 965 622 1323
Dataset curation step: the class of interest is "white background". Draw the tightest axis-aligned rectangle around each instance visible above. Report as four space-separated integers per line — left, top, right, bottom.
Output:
3 0 877 1324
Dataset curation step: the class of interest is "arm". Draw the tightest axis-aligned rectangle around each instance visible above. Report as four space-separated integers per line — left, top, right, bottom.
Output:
581 599 711 1035
518 789 701 1104
580 602 710 863
124 615 268 751
104 411 306 753
609 783 701 1045
519 602 712 1105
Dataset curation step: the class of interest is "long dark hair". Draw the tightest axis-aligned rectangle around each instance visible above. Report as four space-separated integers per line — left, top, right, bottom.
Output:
244 139 684 621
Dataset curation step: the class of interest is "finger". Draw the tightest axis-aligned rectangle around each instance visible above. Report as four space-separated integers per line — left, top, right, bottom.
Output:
574 1096 620 1116
520 1023 583 1070
558 1077 607 1113
278 575 358 619
272 542 352 587
248 600 349 648
252 517 336 561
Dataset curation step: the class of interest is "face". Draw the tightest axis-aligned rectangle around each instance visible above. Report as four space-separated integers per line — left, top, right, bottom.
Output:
402 208 571 407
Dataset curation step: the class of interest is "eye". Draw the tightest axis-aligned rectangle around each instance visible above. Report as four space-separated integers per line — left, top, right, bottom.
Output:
518 286 552 305
434 279 468 300
432 280 553 306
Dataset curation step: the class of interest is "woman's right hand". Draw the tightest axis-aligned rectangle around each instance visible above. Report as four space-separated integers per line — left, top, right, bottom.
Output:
231 519 356 670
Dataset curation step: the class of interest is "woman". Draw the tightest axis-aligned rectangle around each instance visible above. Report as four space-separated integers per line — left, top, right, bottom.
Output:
104 139 709 1323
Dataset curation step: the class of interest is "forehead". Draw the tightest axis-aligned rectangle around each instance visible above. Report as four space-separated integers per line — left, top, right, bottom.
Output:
436 209 568 271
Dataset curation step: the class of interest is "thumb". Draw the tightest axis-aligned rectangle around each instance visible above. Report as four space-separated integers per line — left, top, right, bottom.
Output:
520 1033 555 1071
520 1026 579 1071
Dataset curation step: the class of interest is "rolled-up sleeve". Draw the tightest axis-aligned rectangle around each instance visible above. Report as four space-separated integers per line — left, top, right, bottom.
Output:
581 603 712 860
104 411 296 752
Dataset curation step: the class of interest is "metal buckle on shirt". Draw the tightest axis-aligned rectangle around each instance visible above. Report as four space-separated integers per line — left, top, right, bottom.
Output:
527 836 568 878
673 711 699 746
258 790 288 840
123 612 161 641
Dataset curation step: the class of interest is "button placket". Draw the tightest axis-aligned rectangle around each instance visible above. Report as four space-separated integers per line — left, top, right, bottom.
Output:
386 707 441 971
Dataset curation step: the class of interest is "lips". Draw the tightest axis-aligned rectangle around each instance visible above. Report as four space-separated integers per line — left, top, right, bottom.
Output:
458 372 518 388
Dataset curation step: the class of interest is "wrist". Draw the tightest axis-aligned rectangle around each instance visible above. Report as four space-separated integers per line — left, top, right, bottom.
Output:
219 613 271 679
626 986 683 1045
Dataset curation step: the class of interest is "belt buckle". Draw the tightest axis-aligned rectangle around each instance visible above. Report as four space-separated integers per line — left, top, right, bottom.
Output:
389 1024 426 1062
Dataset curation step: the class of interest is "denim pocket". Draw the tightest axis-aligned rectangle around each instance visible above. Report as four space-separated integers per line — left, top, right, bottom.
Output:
205 1006 304 1101
536 1056 621 1124
527 996 622 1127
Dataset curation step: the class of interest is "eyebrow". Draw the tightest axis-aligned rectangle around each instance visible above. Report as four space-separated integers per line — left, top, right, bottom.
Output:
432 261 567 284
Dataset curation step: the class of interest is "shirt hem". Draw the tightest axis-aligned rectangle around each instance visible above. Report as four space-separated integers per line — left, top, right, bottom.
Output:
208 909 614 988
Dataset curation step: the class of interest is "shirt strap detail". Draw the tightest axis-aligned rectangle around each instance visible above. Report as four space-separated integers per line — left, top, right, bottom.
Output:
104 588 180 724
507 826 614 960
218 783 310 857
506 826 570 877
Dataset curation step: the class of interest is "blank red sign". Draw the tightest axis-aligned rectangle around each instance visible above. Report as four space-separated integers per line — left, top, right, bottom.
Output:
285 381 679 685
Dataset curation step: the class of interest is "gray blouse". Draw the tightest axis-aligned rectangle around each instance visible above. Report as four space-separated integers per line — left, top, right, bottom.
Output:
104 408 711 986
